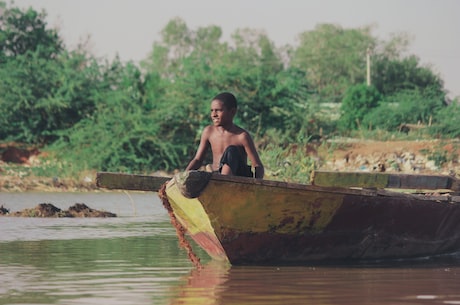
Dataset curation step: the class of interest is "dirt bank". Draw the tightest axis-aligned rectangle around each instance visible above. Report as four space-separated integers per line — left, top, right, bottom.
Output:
316 139 459 176
0 170 98 192
0 139 459 193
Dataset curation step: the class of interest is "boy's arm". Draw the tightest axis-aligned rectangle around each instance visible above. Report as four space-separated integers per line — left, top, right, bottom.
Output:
185 159 203 171
254 165 265 179
242 132 264 179
186 127 210 171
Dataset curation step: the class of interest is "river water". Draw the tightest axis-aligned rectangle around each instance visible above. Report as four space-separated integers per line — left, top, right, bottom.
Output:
1 191 460 305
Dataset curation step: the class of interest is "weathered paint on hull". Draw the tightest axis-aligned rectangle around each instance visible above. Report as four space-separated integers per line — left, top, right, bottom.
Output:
166 173 460 265
220 195 460 264
165 181 228 262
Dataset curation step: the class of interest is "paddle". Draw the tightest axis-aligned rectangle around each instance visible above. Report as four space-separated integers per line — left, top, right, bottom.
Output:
96 172 171 191
311 170 459 192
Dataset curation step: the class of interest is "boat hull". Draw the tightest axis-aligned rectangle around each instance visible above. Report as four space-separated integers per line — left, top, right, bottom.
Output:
165 172 460 265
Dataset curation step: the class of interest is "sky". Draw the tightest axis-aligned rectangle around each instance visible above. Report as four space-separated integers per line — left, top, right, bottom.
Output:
13 0 460 99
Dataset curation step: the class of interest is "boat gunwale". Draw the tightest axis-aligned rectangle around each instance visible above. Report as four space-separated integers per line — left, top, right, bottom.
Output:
203 172 459 203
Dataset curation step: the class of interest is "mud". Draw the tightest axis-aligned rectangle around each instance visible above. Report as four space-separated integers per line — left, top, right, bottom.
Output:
0 203 116 217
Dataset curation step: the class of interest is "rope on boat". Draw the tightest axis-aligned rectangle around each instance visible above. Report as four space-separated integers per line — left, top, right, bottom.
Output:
158 182 202 269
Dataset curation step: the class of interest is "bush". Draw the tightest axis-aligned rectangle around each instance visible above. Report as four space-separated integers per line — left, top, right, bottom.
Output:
362 87 446 132
260 142 317 184
429 100 460 138
338 84 382 132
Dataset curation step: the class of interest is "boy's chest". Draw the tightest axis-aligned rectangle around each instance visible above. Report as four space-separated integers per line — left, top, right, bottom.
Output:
209 133 242 151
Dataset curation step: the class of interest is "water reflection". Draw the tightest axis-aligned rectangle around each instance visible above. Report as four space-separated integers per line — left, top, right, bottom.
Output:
170 261 460 305
0 236 196 305
170 261 230 305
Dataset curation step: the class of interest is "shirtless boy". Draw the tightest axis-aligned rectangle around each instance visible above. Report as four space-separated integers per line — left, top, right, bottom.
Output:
185 92 265 179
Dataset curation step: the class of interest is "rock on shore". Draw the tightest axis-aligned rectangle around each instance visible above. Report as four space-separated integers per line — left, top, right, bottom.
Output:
317 139 459 177
0 203 117 217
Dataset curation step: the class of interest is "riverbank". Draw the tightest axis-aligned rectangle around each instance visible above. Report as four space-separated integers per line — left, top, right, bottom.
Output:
1 139 459 193
0 169 98 192
316 138 460 176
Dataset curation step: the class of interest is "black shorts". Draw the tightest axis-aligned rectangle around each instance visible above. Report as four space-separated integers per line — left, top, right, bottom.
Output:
219 145 253 177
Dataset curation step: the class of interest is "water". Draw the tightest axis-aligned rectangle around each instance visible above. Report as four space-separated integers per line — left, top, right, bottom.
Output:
1 192 460 304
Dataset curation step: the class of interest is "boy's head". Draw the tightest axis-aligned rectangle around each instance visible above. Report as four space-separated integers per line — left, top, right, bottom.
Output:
213 92 237 110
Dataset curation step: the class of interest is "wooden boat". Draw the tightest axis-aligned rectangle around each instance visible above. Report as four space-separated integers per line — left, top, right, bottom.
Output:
97 171 460 265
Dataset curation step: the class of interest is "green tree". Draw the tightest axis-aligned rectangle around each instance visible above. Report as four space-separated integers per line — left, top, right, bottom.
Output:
51 59 184 173
363 87 447 132
1 52 67 142
0 2 98 144
338 84 382 131
0 2 62 62
0 48 100 144
291 24 376 103
372 54 444 97
430 100 460 138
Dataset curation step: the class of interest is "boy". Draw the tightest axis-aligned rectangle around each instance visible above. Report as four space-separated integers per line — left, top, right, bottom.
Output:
185 92 264 179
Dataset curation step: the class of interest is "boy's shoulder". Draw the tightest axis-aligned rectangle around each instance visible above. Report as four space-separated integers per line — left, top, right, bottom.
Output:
203 124 250 138
232 124 250 135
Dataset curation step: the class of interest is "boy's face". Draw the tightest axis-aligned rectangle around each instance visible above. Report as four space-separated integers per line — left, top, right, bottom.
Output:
210 99 236 127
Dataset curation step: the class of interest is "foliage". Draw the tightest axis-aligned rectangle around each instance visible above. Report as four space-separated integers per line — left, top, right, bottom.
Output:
362 87 446 131
0 1 62 61
429 100 460 138
291 24 376 103
0 3 97 144
259 142 317 184
50 59 185 174
338 84 382 131
0 50 100 144
372 54 444 97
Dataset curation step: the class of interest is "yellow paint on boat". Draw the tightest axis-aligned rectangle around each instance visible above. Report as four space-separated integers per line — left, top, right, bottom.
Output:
166 173 346 262
199 180 344 235
165 180 215 236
